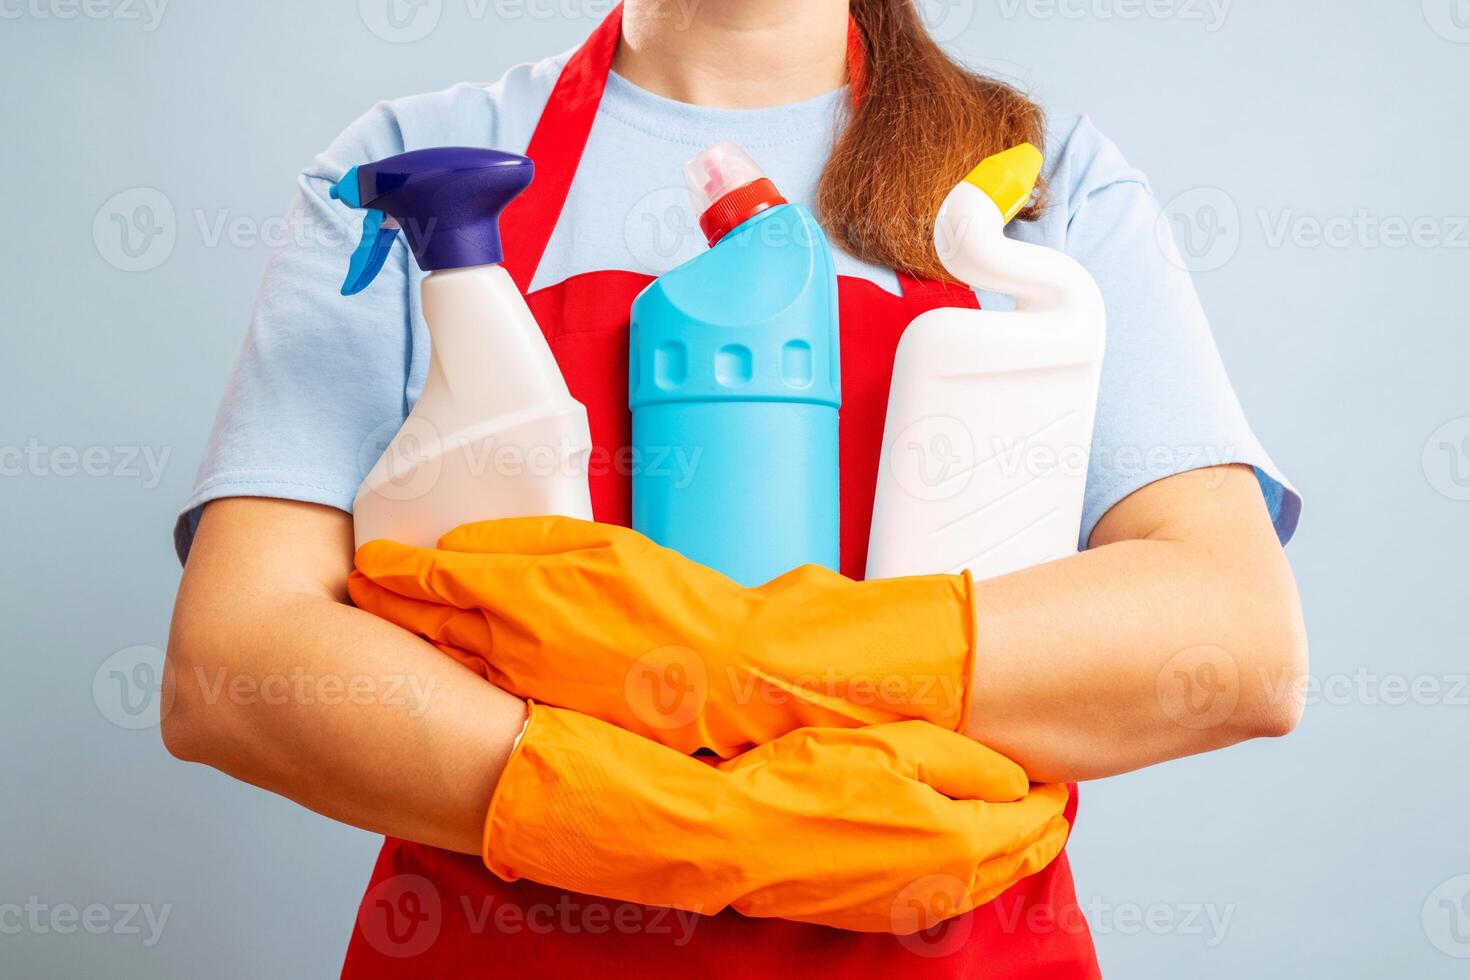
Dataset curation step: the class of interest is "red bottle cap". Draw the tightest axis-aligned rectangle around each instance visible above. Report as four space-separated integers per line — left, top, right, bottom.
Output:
683 142 789 247
698 178 787 246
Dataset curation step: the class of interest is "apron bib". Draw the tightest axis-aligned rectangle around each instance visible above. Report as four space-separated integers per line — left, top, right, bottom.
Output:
342 6 1097 976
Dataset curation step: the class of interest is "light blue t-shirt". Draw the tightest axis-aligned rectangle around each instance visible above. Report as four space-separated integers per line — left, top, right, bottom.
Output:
174 51 1300 561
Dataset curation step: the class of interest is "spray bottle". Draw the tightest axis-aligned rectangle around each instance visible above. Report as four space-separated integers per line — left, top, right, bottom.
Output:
333 148 593 549
629 143 840 586
867 144 1107 581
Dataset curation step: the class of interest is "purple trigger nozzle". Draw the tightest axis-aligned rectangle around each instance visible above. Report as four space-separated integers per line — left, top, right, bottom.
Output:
332 147 534 295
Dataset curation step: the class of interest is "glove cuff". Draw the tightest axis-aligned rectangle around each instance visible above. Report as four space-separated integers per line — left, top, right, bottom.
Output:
955 570 979 735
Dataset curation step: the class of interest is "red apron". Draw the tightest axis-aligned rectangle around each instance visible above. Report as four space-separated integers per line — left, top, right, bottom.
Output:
342 6 1098 977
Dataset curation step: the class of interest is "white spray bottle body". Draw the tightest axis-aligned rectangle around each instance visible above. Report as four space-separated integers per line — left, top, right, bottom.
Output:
353 263 594 550
867 160 1107 581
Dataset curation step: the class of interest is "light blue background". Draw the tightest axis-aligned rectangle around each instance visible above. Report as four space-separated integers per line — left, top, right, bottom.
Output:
3 2 1468 977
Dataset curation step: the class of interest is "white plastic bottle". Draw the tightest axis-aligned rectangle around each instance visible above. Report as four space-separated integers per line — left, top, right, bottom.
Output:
867 145 1107 581
331 148 593 549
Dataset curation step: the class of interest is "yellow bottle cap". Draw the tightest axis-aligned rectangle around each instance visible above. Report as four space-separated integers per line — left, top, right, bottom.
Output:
963 143 1044 224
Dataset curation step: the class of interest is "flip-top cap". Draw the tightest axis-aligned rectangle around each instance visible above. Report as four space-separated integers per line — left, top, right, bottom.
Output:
683 142 788 246
963 143 1043 224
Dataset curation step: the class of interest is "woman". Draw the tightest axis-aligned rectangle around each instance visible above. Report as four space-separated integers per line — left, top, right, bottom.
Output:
163 0 1307 975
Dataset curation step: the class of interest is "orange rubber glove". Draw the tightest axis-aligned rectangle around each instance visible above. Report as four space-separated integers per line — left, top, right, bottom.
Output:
488 702 1069 934
349 517 977 758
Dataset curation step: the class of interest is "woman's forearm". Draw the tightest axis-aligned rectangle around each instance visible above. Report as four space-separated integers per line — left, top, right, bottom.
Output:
963 466 1308 783
170 468 1305 833
163 498 527 855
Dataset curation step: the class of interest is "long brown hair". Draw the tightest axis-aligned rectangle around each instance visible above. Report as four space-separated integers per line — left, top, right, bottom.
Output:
819 0 1046 281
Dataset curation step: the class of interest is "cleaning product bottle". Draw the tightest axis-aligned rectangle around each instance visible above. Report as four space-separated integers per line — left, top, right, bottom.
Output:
867 144 1107 582
333 147 593 549
629 142 840 586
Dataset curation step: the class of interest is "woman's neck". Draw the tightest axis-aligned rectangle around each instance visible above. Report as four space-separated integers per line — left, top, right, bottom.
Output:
614 0 850 108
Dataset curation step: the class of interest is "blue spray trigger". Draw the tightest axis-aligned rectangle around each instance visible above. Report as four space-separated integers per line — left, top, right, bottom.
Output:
332 167 398 295
341 210 400 296
329 166 363 208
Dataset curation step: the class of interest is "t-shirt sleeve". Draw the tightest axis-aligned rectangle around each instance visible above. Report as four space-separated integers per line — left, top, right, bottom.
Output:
1045 119 1301 548
172 103 416 562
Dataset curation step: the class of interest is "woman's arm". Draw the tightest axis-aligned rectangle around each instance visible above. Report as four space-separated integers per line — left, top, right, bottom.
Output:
964 464 1308 783
342 466 1306 783
162 497 528 855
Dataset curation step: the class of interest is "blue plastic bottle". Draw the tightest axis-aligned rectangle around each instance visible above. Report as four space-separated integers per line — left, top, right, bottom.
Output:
629 142 840 586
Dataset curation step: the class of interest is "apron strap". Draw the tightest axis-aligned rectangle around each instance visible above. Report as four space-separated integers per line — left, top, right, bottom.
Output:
895 269 980 305
499 3 625 293
501 1 975 306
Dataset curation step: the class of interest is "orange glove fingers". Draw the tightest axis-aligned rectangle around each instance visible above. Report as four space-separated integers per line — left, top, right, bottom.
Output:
484 704 1070 934
353 517 977 758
